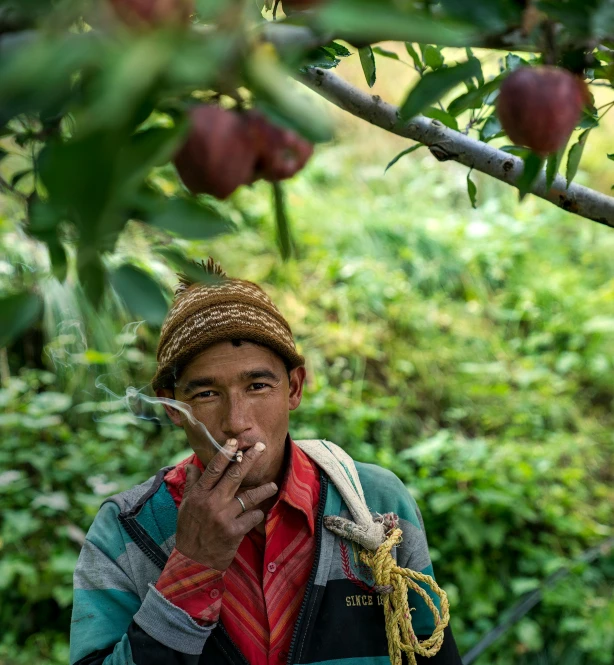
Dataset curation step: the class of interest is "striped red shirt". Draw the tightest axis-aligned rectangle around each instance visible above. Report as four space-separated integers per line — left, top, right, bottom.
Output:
156 438 320 665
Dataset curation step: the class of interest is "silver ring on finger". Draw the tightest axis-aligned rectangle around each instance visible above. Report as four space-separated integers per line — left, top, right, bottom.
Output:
235 496 247 513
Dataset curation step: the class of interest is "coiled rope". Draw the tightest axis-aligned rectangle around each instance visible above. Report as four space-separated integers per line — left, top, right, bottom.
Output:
359 527 450 665
295 440 450 665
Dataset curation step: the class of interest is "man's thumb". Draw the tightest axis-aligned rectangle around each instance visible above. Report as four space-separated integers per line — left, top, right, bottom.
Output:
184 463 202 496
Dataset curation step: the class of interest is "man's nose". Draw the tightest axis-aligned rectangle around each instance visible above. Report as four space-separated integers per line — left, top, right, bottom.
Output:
219 395 251 440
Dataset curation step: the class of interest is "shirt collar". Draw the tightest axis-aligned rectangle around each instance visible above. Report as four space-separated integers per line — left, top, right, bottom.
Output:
277 436 320 536
165 436 320 535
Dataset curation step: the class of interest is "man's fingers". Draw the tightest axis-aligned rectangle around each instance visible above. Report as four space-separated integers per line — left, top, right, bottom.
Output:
233 482 278 515
234 509 265 534
216 441 266 495
198 439 238 491
184 464 202 498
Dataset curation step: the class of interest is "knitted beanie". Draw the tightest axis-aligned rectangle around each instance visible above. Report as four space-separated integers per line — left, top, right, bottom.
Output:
151 258 304 390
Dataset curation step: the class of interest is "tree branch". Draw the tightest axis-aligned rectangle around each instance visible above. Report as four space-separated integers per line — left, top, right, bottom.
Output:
258 22 335 57
299 67 614 228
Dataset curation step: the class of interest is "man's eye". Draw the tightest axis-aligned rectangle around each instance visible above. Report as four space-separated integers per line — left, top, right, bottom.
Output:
195 391 215 399
250 383 268 391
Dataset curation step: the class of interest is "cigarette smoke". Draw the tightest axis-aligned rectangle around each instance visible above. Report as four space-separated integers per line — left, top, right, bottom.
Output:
44 315 232 461
95 377 232 460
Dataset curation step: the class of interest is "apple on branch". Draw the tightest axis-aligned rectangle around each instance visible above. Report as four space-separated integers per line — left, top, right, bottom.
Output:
496 65 589 156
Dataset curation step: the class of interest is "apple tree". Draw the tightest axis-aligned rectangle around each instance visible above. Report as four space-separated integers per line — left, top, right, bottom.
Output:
1 0 614 344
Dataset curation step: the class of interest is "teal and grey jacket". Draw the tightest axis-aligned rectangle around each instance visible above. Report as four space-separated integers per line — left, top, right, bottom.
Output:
70 441 461 665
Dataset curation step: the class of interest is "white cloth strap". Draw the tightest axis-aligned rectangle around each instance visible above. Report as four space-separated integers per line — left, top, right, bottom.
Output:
295 439 385 551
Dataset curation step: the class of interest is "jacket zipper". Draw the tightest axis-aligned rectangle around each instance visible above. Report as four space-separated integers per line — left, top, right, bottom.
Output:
118 513 168 570
215 622 250 665
286 471 328 665
114 467 173 571
212 471 328 665
123 467 329 664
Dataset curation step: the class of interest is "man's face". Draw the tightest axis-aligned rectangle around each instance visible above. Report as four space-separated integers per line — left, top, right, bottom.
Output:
157 341 306 488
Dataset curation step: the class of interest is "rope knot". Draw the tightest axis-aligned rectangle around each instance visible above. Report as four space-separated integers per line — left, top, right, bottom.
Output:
359 528 450 665
374 511 400 535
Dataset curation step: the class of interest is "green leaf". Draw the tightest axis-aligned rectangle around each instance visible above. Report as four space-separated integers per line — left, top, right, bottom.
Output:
0 33 98 127
546 143 568 191
422 45 444 70
47 241 68 283
27 199 69 283
11 169 32 188
372 46 400 61
422 107 459 131
517 152 545 200
399 58 481 122
39 132 117 232
27 197 63 236
164 32 229 92
500 145 531 158
272 182 294 261
246 55 333 144
447 76 502 116
438 0 520 31
326 41 352 57
118 120 189 194
358 46 376 88
566 130 591 187
319 1 478 47
607 154 614 160
578 106 599 130
302 47 341 70
505 53 525 72
591 0 614 39
385 144 423 172
0 291 43 348
480 114 503 142
466 48 484 86
111 264 168 327
405 43 423 70
467 171 477 208
148 198 234 240
77 37 173 135
77 249 106 309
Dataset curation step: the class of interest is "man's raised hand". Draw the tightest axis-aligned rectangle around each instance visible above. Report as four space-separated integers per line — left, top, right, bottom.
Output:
175 439 278 570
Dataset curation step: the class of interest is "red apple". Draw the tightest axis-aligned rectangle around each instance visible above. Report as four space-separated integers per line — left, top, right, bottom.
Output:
174 106 259 200
245 111 314 182
109 0 193 28
497 65 588 156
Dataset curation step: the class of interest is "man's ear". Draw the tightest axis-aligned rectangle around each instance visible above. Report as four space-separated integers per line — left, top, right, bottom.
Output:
156 388 184 427
288 366 306 411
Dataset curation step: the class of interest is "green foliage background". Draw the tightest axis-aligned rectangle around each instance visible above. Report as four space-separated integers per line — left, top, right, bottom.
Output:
1 54 614 665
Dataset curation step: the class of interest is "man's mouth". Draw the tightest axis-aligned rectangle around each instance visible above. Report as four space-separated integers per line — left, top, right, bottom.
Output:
235 441 261 453
232 441 262 463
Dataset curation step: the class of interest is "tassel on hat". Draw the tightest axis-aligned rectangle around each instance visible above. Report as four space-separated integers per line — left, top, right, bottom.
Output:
174 258 228 298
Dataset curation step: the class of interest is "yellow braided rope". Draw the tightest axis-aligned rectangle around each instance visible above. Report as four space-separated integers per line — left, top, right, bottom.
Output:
359 528 450 665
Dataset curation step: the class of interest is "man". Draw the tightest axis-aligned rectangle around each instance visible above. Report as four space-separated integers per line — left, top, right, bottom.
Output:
70 259 462 665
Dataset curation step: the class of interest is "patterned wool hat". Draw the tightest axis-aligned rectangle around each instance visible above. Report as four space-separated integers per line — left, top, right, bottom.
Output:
151 258 304 390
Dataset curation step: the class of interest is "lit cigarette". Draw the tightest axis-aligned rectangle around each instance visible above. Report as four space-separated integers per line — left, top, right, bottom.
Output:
233 451 243 463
